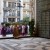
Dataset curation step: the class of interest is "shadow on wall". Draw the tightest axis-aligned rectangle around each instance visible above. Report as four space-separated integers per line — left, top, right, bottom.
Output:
35 23 39 37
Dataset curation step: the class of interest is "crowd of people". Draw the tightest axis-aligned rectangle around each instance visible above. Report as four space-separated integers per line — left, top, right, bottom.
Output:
0 24 29 38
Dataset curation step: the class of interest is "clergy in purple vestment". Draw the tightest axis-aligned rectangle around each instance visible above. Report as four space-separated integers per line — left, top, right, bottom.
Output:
1 26 6 36
25 24 28 35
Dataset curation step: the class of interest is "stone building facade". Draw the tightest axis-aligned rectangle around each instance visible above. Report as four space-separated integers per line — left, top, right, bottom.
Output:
36 0 50 38
30 0 36 26
0 0 32 23
3 0 23 22
22 0 31 20
0 0 3 24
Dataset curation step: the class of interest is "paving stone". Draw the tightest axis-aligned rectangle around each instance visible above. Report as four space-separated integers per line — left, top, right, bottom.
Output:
0 38 50 50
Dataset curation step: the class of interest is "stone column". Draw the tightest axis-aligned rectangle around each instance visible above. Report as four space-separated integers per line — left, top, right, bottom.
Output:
6 1 8 7
0 0 3 24
15 18 17 22
20 0 23 20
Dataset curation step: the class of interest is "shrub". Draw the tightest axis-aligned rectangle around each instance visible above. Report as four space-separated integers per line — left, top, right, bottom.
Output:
29 19 34 36
1 22 11 27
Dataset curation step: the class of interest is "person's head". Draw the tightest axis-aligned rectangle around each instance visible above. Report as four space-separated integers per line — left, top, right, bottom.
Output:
17 25 19 27
3 24 5 27
15 24 17 27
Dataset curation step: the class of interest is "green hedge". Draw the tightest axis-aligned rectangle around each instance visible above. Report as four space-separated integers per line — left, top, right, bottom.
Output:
1 22 11 27
1 22 22 26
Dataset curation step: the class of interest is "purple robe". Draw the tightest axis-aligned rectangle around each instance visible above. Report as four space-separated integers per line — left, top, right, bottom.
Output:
25 25 28 35
1 27 6 36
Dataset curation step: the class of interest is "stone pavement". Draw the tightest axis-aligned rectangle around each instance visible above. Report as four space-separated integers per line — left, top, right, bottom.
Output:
0 34 13 38
0 34 30 39
0 38 50 50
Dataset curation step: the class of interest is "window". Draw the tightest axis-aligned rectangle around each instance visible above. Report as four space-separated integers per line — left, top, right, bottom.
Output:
8 9 17 16
12 2 16 8
17 3 21 7
17 7 20 11
3 18 7 22
17 18 20 22
8 18 15 22
17 0 21 2
8 2 12 8
17 11 20 16
4 10 9 17
9 9 12 16
23 3 25 8
4 1 6 7
12 10 16 16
